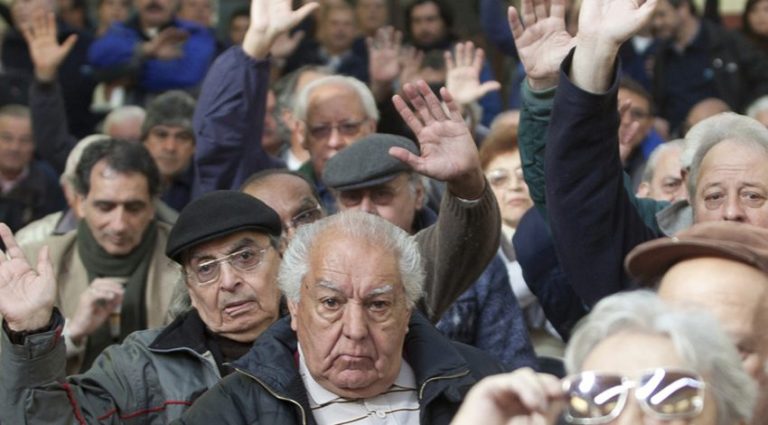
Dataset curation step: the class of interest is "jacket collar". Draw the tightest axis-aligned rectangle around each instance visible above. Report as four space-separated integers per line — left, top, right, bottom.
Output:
149 309 209 354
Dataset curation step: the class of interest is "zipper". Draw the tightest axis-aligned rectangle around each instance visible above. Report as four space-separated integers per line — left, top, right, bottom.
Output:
234 367 308 425
418 370 470 400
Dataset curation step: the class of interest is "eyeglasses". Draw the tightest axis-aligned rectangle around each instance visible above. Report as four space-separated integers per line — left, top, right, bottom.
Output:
486 167 525 188
337 179 408 208
186 246 270 287
562 368 706 424
285 204 323 232
307 119 367 141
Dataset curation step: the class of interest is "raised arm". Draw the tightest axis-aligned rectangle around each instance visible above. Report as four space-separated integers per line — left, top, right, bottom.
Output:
192 0 318 196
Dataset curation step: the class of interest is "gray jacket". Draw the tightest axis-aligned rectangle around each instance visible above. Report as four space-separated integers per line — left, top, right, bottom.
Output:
0 309 220 424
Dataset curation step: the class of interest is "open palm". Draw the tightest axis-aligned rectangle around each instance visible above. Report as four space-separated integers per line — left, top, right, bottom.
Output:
21 12 77 82
445 42 501 106
0 224 55 331
578 0 658 46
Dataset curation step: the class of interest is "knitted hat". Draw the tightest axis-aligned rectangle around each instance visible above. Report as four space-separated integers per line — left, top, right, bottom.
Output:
140 90 196 142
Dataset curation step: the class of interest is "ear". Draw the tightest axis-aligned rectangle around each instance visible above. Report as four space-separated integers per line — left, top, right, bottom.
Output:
297 121 309 150
636 182 650 198
74 194 86 218
413 178 425 210
287 299 299 331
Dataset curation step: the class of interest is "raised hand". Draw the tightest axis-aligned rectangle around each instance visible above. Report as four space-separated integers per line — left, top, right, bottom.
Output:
577 0 658 47
244 0 319 59
445 41 501 106
398 46 424 86
0 224 56 332
391 81 484 200
270 30 306 60
508 0 575 90
451 368 565 425
66 278 125 344
20 11 77 82
367 26 403 85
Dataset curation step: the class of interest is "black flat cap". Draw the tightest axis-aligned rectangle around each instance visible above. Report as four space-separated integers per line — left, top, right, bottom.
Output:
166 190 282 262
322 133 419 191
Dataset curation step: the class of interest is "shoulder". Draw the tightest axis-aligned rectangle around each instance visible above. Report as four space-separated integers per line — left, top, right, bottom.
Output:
450 341 507 376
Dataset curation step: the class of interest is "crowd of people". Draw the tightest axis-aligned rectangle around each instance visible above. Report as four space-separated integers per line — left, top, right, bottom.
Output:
0 0 767 423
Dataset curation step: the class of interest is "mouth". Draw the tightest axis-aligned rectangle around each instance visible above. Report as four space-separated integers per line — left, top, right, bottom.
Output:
223 300 255 317
145 3 163 12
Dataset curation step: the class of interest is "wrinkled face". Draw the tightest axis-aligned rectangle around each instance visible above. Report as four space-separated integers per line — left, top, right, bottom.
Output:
288 232 411 399
749 0 768 36
659 257 768 420
0 115 34 179
134 0 176 28
243 173 324 241
356 0 389 35
336 174 424 234
10 0 54 26
693 140 768 228
178 0 212 27
98 0 130 28
143 125 195 180
485 150 533 229
302 84 375 177
185 231 282 343
617 88 653 162
639 146 686 202
652 0 682 41
581 331 718 425
409 2 447 47
76 160 155 256
228 14 249 45
319 8 358 54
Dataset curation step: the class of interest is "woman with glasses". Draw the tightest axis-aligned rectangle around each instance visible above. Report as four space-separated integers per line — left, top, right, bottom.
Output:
452 291 756 425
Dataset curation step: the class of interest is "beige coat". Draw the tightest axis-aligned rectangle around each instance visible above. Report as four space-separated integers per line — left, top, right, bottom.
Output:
22 221 181 372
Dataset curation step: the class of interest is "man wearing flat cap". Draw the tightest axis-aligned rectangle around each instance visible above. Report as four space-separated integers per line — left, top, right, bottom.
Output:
323 130 535 370
0 190 286 423
625 221 768 423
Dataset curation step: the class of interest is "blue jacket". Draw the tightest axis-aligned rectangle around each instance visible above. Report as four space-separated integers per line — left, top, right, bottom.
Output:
191 47 283 197
88 16 216 93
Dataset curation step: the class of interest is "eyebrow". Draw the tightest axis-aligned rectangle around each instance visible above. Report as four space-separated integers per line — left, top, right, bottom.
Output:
367 285 394 297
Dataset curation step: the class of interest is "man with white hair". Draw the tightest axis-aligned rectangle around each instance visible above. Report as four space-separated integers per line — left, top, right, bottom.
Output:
635 139 686 203
176 212 505 424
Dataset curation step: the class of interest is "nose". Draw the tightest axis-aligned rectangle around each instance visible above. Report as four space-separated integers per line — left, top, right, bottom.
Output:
723 195 746 222
327 127 347 151
109 207 129 233
358 194 378 215
218 262 242 292
161 136 178 152
342 303 368 341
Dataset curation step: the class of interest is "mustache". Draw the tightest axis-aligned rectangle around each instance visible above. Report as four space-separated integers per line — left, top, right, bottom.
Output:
144 1 164 12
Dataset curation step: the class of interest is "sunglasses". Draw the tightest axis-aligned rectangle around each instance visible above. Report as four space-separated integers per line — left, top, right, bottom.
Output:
562 368 706 424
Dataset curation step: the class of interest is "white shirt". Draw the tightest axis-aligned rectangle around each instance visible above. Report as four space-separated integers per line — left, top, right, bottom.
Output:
298 345 420 425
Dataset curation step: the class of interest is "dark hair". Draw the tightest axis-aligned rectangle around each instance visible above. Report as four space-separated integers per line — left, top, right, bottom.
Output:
743 0 768 38
240 168 322 206
228 6 249 24
74 139 160 197
619 76 656 116
666 0 698 15
404 0 454 41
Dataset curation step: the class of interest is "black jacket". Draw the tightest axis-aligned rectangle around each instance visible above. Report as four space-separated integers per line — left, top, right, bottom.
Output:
174 313 504 425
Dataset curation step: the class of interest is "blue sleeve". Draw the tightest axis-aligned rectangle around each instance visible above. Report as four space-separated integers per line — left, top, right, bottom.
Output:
140 24 216 91
479 0 517 57
87 24 139 70
191 47 276 197
544 49 663 307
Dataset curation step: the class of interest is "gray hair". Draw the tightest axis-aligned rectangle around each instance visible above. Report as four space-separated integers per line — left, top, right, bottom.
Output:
103 106 146 137
746 95 768 119
640 139 685 184
293 75 380 123
685 112 768 200
565 291 756 425
278 211 424 307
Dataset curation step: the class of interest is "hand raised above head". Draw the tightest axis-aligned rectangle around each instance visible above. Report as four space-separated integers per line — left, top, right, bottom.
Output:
445 41 501 106
20 11 77 83
243 0 319 59
391 81 484 199
0 223 56 332
507 0 574 90
368 26 403 86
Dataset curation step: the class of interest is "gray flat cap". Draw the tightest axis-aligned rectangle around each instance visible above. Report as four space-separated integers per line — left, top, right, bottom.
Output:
322 133 419 191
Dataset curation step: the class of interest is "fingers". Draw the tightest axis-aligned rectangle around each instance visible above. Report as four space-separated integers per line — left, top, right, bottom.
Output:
472 44 485 74
417 80 449 122
61 34 78 56
440 87 465 122
0 223 25 262
508 7 524 40
551 0 566 20
388 146 422 170
521 0 536 29
291 1 320 27
533 0 548 22
392 93 425 135
36 245 55 287
478 80 502 97
402 82 436 126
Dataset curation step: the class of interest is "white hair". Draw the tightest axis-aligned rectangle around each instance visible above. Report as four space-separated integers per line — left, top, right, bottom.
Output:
278 211 424 307
566 291 756 425
292 75 380 123
746 95 768 119
641 139 685 184
103 106 146 136
684 112 768 200
61 134 111 188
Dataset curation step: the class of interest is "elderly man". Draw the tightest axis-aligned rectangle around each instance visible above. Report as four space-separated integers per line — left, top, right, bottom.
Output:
21 139 179 374
176 212 505 424
0 190 285 423
87 0 217 102
625 221 768 422
322 133 535 370
141 90 196 212
635 139 687 202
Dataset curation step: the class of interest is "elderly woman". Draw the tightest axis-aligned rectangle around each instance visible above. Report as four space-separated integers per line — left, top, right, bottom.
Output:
452 291 756 425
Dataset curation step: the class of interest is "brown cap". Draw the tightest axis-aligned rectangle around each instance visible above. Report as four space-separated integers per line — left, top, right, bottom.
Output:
625 221 768 284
